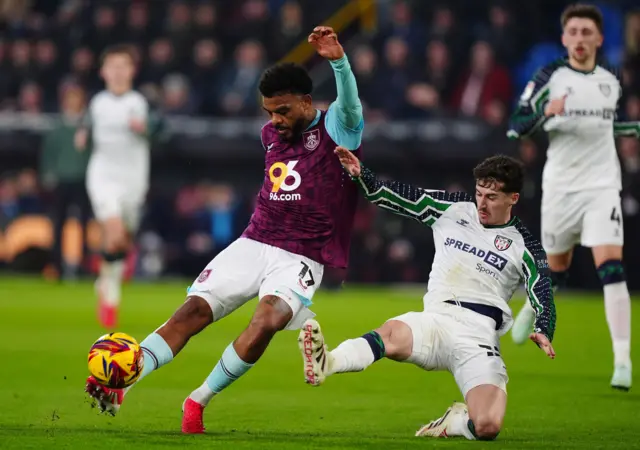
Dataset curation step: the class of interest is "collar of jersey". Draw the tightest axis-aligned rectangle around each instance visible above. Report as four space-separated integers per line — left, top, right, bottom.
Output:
562 57 596 75
305 110 322 130
482 216 519 229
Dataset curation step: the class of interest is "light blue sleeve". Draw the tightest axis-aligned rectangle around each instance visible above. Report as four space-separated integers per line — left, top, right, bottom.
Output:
324 55 364 151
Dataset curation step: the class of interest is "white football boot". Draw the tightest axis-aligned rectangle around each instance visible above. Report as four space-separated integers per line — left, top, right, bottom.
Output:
416 402 468 438
298 319 334 386
611 363 632 391
511 302 536 345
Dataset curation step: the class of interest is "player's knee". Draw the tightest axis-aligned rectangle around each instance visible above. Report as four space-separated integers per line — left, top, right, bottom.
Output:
471 415 502 440
375 320 412 361
596 259 626 286
165 296 213 334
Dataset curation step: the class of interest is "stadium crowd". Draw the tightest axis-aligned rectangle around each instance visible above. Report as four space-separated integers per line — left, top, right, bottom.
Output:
0 0 639 284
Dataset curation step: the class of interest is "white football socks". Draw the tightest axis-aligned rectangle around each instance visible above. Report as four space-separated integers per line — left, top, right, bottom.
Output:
448 408 476 440
604 281 632 367
100 260 125 307
189 381 216 406
329 338 375 374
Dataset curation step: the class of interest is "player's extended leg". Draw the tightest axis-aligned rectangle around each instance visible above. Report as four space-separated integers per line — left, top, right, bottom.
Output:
511 250 572 344
85 294 214 415
592 245 632 391
416 385 506 440
298 318 411 386
182 295 294 433
96 216 132 328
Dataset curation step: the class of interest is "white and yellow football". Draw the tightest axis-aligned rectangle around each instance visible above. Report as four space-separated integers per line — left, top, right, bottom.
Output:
88 332 143 389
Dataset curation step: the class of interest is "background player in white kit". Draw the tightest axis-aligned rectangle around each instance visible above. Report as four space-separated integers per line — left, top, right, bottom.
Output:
507 4 640 391
299 148 556 441
75 45 150 329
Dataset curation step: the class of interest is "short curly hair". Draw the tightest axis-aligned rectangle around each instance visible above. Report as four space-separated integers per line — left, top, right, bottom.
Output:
473 155 524 194
259 62 313 98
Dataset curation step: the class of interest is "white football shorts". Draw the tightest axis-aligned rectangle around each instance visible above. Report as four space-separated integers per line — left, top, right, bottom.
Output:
187 237 324 331
541 188 623 254
390 301 508 398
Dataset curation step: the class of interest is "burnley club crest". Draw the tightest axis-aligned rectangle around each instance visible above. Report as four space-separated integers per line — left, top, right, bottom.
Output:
494 235 512 251
303 129 320 151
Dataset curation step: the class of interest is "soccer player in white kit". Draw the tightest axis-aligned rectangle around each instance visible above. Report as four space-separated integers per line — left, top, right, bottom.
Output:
299 148 556 441
507 5 640 391
75 45 150 329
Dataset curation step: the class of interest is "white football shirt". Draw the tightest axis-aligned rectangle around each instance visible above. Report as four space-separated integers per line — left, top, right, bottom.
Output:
354 166 556 339
85 90 150 187
508 58 640 193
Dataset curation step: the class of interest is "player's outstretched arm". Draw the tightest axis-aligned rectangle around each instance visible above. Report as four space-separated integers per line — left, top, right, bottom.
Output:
310 26 363 150
335 146 472 227
518 234 557 358
507 64 559 139
309 26 362 130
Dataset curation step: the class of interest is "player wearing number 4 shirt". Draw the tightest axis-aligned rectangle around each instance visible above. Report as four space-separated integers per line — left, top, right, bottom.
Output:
507 5 639 391
85 27 364 432
298 149 556 441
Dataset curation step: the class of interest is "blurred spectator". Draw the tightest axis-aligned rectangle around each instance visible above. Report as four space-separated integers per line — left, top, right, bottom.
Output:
17 81 43 113
33 39 59 106
474 2 520 65
227 0 271 44
410 39 452 106
269 1 304 61
404 82 440 118
88 5 119 54
39 85 90 278
427 5 466 60
378 0 425 53
165 1 192 59
351 44 385 120
624 11 640 68
124 2 153 47
217 40 266 116
450 40 512 118
193 2 220 41
68 47 98 94
191 39 222 116
378 36 412 118
142 38 177 85
9 39 32 94
161 73 198 115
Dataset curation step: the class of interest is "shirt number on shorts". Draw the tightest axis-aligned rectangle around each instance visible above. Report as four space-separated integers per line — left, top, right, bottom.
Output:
610 207 621 226
298 262 315 287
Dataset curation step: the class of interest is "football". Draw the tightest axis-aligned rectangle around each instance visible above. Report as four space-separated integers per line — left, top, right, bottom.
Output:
88 332 143 389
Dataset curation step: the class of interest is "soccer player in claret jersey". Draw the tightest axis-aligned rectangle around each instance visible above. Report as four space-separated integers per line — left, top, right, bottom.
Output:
85 26 365 433
299 149 556 441
75 45 151 329
507 4 640 391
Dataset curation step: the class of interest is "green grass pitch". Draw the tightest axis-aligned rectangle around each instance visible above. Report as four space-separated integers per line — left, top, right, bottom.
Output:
1 278 639 449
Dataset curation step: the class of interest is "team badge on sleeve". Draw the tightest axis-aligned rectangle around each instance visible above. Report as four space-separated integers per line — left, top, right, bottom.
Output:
303 129 320 151
494 235 513 251
197 269 212 283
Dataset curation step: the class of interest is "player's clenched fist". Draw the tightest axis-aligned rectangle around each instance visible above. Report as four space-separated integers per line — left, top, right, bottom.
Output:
334 146 361 177
308 26 344 61
544 95 567 117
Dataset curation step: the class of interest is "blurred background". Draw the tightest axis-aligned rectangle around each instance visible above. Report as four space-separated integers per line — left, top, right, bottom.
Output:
0 0 638 290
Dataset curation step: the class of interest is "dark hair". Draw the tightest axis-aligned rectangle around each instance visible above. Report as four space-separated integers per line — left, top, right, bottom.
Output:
561 4 603 33
100 44 136 66
259 62 313 98
473 155 524 194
